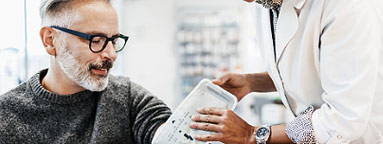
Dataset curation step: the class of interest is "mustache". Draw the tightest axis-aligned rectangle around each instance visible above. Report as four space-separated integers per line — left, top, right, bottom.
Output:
89 60 114 70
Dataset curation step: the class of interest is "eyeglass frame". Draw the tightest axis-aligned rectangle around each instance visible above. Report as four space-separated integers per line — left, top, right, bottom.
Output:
50 25 129 53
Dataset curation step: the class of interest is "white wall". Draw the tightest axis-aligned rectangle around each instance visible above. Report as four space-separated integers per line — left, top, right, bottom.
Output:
119 0 178 109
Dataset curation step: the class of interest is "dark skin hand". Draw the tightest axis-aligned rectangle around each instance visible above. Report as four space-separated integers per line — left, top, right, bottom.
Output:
212 73 251 101
191 72 293 143
190 107 293 144
212 72 276 101
190 107 256 144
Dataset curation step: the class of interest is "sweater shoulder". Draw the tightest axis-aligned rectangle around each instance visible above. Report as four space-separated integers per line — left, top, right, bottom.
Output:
108 75 131 88
107 75 152 96
0 82 30 127
0 82 29 104
105 75 162 107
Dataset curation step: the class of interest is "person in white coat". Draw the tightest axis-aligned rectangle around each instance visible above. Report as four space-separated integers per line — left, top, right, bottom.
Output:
190 0 383 143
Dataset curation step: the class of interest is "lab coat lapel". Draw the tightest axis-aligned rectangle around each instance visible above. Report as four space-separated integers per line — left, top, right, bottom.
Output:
275 0 307 64
256 4 294 115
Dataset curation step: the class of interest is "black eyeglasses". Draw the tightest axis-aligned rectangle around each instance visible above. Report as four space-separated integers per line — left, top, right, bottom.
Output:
50 25 129 53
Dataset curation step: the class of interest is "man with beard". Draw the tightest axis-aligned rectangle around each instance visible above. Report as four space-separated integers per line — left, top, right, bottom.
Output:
0 0 171 143
190 0 383 143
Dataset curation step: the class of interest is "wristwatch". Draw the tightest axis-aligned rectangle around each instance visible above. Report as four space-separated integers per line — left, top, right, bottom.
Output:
255 125 271 144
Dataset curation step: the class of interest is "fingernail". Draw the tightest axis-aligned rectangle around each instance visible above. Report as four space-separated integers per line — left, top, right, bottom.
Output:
191 115 196 120
190 122 196 128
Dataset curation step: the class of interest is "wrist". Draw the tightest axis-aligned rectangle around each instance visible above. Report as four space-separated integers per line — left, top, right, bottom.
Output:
255 125 271 144
248 126 257 144
251 72 276 92
245 73 257 92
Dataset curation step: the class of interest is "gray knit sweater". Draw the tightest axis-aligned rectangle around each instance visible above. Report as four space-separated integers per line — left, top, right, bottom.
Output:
0 69 172 144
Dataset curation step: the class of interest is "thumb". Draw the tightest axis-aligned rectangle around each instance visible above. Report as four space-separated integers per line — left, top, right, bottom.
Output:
213 73 233 85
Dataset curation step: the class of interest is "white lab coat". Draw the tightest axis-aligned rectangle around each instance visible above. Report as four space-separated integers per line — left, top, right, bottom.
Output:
249 0 383 143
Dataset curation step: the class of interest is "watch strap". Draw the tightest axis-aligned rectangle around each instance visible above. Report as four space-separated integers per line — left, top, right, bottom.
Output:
255 125 271 144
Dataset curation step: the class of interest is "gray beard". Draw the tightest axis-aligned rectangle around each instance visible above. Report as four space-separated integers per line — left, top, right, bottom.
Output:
255 0 282 10
57 47 109 92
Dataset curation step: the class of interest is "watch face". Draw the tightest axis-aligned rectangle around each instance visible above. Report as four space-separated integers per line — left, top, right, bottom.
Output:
256 127 270 137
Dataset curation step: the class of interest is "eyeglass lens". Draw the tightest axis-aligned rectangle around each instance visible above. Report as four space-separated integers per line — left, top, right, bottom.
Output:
90 36 126 52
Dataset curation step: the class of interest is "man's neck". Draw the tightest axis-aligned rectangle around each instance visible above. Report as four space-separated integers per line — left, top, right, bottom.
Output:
41 61 86 95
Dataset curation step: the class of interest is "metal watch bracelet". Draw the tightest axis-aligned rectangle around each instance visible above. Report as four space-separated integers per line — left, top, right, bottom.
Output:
255 125 271 144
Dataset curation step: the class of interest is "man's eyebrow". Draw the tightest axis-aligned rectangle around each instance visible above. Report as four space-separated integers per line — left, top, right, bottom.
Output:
86 31 120 37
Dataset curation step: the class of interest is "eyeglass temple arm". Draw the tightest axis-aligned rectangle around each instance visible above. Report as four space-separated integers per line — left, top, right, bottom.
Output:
50 26 91 40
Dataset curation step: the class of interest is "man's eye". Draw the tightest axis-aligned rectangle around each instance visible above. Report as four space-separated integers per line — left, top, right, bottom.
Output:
92 39 103 44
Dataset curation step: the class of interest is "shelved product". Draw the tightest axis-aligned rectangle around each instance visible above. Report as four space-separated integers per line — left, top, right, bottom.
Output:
176 9 243 97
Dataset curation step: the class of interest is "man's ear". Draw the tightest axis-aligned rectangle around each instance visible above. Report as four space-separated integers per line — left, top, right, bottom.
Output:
40 26 57 56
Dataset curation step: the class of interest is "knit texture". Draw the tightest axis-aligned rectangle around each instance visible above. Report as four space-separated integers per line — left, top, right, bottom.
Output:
285 105 317 143
0 69 172 144
255 0 282 10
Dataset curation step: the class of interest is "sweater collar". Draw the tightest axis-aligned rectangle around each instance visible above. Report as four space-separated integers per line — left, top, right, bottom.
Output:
28 69 98 105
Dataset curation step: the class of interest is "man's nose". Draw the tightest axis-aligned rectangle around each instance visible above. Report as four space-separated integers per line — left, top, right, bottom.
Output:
101 41 117 61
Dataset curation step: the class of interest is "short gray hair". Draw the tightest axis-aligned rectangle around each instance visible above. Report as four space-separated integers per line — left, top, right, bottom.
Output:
40 0 111 27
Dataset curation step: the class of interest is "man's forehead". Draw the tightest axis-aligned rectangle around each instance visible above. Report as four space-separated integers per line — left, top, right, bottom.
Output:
71 1 119 36
71 24 119 37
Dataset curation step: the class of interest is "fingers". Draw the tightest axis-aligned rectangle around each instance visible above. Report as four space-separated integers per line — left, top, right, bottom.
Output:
193 133 222 142
190 122 222 132
212 73 234 85
197 107 225 116
192 115 222 124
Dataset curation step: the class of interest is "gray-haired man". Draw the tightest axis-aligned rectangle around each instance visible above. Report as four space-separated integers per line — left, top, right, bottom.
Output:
0 0 171 143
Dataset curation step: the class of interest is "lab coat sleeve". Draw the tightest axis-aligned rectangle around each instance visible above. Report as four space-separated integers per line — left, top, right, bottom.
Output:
311 0 381 143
